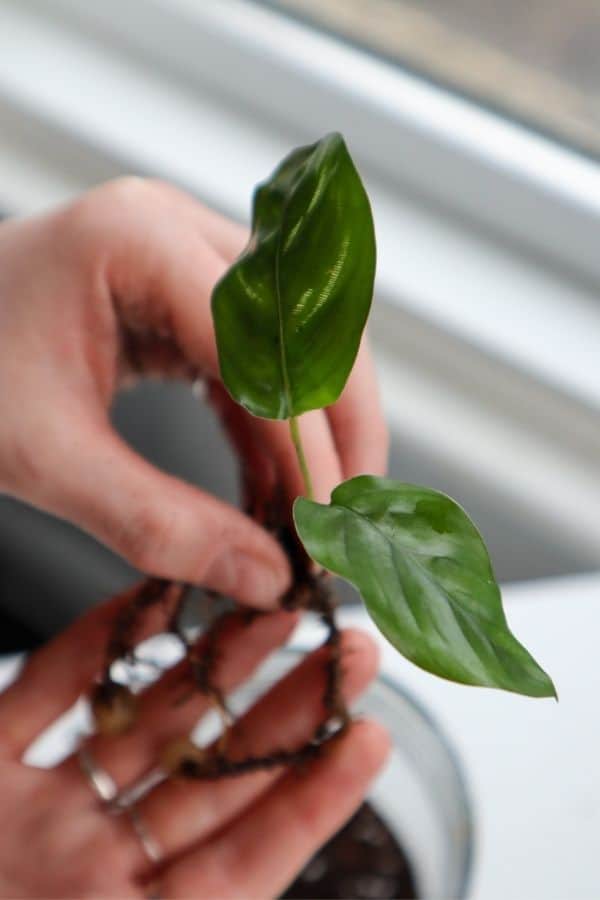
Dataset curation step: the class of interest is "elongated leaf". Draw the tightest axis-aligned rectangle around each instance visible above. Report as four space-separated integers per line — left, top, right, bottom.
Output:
294 476 555 698
212 132 376 419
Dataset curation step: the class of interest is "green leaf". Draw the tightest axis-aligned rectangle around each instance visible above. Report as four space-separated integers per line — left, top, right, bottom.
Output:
294 476 556 698
211 132 376 419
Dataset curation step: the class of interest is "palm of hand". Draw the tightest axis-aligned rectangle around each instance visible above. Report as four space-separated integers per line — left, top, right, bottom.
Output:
0 589 387 898
0 762 135 897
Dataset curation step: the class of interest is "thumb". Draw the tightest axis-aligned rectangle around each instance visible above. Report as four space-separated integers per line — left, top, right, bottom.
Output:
37 422 291 609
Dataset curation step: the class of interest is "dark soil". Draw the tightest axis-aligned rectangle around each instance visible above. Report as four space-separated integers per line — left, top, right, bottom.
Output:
281 801 418 899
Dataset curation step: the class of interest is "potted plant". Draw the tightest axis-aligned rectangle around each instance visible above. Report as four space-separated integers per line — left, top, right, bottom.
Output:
92 133 555 897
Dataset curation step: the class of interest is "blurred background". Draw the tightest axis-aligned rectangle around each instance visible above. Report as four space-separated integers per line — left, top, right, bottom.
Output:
1 0 600 647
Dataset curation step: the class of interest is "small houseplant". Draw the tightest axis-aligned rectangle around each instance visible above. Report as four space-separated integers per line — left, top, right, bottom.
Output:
92 134 554 882
210 131 555 701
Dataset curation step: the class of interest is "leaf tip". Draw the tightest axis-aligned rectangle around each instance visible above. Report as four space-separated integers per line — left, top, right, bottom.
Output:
525 669 558 701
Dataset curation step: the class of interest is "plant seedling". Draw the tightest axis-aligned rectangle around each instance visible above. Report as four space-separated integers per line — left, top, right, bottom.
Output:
212 132 555 699
94 133 554 782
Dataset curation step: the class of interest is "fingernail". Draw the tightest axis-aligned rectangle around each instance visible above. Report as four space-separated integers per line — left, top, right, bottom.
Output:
205 552 287 608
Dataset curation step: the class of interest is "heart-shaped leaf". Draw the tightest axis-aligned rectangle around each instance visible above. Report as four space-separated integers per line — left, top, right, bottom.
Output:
212 132 376 419
294 476 555 698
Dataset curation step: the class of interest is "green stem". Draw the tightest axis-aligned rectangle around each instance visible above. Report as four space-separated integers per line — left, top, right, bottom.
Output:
289 415 314 500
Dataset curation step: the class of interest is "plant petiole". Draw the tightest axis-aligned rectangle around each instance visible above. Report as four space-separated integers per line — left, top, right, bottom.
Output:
289 415 314 500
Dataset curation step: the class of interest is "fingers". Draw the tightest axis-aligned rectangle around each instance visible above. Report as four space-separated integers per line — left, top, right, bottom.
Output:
158 719 390 899
210 360 383 516
79 180 384 491
0 581 164 759
209 383 342 520
190 201 248 262
132 178 249 263
44 424 291 608
67 180 383 515
131 629 379 867
326 338 389 478
79 177 230 380
206 381 278 521
62 609 298 794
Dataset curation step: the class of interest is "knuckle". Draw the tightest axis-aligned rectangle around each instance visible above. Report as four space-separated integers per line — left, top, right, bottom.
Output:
60 176 162 244
56 192 106 255
103 174 165 205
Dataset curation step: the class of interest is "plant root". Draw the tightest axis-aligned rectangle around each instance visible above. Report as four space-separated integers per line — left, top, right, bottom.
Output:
93 516 351 778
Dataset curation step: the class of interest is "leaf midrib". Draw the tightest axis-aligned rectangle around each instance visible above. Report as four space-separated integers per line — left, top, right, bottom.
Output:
338 501 520 685
274 155 316 418
272 148 339 418
335 498 492 628
274 201 293 419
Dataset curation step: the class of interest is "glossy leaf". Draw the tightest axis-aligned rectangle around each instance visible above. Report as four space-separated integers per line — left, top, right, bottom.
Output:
211 132 376 419
294 476 555 698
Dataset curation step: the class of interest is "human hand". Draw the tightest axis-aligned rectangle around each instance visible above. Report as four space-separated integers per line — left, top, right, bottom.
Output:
0 181 388 608
0 587 388 898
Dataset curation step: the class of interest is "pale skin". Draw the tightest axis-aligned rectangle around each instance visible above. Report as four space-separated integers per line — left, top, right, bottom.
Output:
0 177 388 604
0 180 390 896
0 588 389 897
